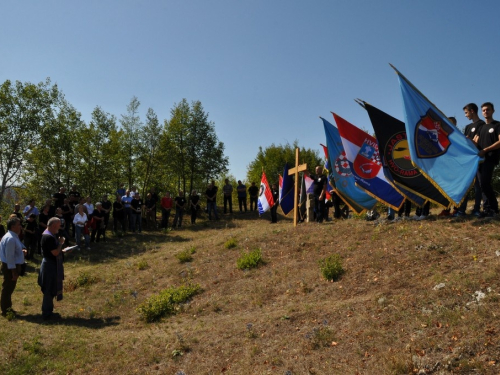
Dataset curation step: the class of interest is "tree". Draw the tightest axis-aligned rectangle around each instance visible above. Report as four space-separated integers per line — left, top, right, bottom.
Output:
23 98 84 197
0 78 60 207
120 96 142 188
137 107 163 196
246 141 322 186
163 99 228 194
73 106 119 197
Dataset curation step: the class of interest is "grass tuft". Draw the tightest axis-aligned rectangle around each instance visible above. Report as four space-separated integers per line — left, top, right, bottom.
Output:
236 248 262 270
137 284 201 322
66 271 97 291
224 237 238 249
176 247 196 263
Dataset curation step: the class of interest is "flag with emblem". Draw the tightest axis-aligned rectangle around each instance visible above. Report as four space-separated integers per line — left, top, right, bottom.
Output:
393 65 481 205
333 112 405 210
361 100 450 208
322 117 377 214
258 171 275 215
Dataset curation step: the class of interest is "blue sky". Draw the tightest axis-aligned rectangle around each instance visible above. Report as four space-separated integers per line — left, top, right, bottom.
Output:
2 1 499 181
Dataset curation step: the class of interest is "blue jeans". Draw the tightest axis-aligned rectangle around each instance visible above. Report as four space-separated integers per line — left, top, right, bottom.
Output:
75 226 90 248
207 202 219 220
130 214 142 232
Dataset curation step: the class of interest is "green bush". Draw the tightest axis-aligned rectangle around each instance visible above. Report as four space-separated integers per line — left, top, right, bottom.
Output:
224 238 237 249
67 271 97 291
137 260 149 270
237 248 263 270
318 254 344 281
137 284 201 322
176 247 196 263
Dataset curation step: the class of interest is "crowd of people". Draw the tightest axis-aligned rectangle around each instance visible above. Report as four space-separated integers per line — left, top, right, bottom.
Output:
1 101 498 319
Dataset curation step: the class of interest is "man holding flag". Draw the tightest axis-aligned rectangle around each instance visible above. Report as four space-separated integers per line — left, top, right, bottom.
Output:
473 102 500 217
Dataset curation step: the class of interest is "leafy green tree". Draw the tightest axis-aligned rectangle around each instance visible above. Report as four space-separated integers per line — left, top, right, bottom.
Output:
74 106 120 197
120 96 142 188
137 107 164 196
24 99 84 198
0 78 61 206
164 99 228 195
246 141 322 186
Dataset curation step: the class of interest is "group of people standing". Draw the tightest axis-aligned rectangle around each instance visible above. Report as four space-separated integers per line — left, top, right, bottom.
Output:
159 180 261 229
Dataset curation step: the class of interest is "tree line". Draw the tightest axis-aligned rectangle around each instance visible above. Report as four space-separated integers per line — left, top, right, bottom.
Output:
0 78 228 209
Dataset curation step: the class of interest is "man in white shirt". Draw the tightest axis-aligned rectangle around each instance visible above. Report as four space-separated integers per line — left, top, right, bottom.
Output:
0 217 27 316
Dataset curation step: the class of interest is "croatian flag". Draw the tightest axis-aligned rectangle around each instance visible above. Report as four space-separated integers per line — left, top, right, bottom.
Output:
258 171 275 215
322 117 377 214
333 113 405 210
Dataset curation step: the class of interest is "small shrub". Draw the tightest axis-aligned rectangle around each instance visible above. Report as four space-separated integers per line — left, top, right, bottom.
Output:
137 260 149 270
307 326 335 350
237 248 263 270
66 271 97 291
176 248 195 263
318 254 344 281
224 237 237 249
137 284 201 322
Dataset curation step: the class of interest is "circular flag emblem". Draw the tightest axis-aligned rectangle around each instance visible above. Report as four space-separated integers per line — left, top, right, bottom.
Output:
335 152 351 177
385 132 420 178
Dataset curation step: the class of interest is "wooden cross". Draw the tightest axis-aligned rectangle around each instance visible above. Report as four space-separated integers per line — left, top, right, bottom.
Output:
288 147 307 227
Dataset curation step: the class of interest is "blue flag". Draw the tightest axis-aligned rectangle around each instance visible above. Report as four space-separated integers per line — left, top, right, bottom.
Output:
280 162 295 215
333 113 405 210
394 66 481 205
321 117 377 214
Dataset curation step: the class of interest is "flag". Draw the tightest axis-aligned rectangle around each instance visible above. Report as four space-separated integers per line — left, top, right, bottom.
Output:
299 173 307 221
258 171 275 215
321 117 377 214
393 65 481 206
320 144 332 200
333 112 405 210
280 163 295 215
361 101 450 207
304 175 314 194
279 174 283 201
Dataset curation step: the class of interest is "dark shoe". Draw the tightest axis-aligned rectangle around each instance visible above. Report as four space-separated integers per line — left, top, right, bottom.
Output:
478 210 495 218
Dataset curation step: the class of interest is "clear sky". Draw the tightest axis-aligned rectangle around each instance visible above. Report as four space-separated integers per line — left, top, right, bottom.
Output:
2 1 499 181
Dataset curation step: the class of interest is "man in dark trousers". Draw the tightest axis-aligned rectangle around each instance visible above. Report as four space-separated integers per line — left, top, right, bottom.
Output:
305 166 327 223
473 102 500 217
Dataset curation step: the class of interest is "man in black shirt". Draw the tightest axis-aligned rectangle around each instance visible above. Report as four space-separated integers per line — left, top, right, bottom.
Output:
455 103 485 216
130 193 143 233
270 183 279 223
112 195 126 233
172 190 186 229
248 182 259 211
305 166 327 223
205 183 219 220
38 217 71 320
52 187 67 209
473 102 500 217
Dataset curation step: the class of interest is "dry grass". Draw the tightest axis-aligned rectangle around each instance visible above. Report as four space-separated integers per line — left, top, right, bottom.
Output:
1 209 500 374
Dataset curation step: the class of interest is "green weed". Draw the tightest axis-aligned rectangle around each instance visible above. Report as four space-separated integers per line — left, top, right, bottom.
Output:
318 254 344 281
137 284 201 322
237 248 263 270
224 237 237 249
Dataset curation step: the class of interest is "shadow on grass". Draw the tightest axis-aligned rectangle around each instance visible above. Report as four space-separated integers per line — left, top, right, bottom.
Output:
16 314 121 328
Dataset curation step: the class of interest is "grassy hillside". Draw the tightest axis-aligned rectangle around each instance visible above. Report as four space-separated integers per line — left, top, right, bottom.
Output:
1 210 500 374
